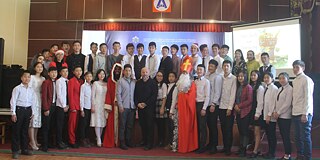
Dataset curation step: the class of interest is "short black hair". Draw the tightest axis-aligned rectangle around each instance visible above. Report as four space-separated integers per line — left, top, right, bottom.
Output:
21 70 31 77
223 60 232 66
197 64 206 70
162 46 169 50
199 44 208 52
41 49 50 54
149 42 156 47
61 41 70 46
90 42 98 47
73 65 82 71
99 43 107 48
211 43 220 49
264 71 274 79
170 44 179 51
292 60 305 68
221 44 229 50
123 64 132 70
278 72 290 80
48 67 57 72
261 52 269 58
137 43 144 49
72 40 81 45
126 43 134 49
60 66 68 72
180 44 188 49
168 71 177 78
113 41 120 46
50 44 59 49
84 71 93 76
209 59 218 67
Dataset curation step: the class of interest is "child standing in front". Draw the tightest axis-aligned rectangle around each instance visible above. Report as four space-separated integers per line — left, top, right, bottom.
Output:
10 70 36 159
68 66 84 148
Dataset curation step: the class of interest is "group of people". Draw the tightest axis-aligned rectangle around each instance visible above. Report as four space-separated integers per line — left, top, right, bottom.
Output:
10 41 314 160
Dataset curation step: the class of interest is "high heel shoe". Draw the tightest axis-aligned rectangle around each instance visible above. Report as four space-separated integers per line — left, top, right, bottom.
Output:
29 143 39 151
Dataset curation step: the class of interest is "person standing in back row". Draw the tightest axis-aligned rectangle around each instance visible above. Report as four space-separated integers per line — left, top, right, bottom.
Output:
66 41 86 79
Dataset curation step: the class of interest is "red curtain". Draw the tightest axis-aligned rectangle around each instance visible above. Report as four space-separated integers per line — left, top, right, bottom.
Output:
84 22 231 32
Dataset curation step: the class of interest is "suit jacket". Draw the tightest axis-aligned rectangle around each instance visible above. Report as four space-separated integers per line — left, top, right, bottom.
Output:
158 56 173 83
235 84 253 118
68 77 84 111
41 79 55 111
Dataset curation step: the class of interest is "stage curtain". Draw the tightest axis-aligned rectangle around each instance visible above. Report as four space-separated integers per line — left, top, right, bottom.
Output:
84 22 231 32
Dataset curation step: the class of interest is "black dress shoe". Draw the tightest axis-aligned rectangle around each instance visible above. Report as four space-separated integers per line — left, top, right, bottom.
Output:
126 141 134 148
144 145 152 151
70 143 79 148
209 147 217 154
12 152 19 159
21 150 33 155
137 141 146 147
120 144 128 150
57 142 68 149
224 150 232 156
195 147 206 154
40 146 48 152
218 148 226 153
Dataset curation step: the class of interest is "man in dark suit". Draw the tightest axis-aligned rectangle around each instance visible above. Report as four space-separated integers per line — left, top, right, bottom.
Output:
158 46 173 83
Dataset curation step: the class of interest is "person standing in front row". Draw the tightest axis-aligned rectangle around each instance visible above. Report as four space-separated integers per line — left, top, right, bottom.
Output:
292 60 314 160
55 67 69 150
205 59 223 154
273 72 293 160
116 64 136 150
219 60 237 156
10 70 36 159
234 70 253 157
79 71 94 148
68 66 84 148
194 64 210 154
134 67 158 150
146 42 160 79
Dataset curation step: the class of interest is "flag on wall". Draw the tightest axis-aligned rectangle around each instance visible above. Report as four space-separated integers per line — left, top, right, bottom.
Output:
152 0 172 12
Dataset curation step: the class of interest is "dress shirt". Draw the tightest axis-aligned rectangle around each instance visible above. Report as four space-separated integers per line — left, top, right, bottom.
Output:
254 85 265 118
220 73 237 110
95 52 107 75
205 72 223 106
130 54 146 80
10 83 36 115
157 83 168 100
116 77 136 109
262 83 278 122
52 80 56 103
195 76 210 110
84 53 96 73
262 64 276 77
80 82 92 111
202 55 213 73
275 83 293 119
169 87 178 114
292 73 314 116
56 77 68 108
121 54 133 67
191 54 202 77
146 53 160 79
213 55 224 75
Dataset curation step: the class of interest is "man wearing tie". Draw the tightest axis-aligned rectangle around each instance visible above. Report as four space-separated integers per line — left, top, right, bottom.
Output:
200 44 213 74
259 52 276 81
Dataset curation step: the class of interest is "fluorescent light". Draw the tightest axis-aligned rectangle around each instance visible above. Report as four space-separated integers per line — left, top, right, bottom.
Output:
209 20 214 23
109 19 114 22
159 19 164 22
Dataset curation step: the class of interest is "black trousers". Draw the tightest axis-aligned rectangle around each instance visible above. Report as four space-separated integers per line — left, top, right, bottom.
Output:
56 107 65 144
265 121 277 155
278 118 292 155
196 102 207 149
42 104 57 149
236 114 250 148
11 106 32 153
219 109 234 151
79 108 91 139
167 117 174 145
119 108 135 142
206 106 219 149
155 118 167 144
138 106 155 147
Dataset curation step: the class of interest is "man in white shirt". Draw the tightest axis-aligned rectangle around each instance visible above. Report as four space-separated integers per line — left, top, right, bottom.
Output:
122 43 134 67
84 42 98 74
211 44 224 75
194 64 210 154
200 44 213 73
130 43 147 80
291 60 314 160
219 60 236 156
55 67 69 149
146 42 160 79
259 52 276 80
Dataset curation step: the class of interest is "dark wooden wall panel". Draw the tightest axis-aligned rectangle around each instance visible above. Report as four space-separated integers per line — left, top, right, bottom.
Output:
30 3 59 20
142 0 161 19
162 0 181 19
67 0 84 20
122 0 141 18
103 0 121 18
29 22 78 39
203 0 221 20
182 0 201 19
269 0 290 5
85 0 102 19
241 0 258 22
222 0 240 21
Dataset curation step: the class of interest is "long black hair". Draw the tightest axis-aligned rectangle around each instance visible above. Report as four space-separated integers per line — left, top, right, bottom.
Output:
94 69 108 82
249 70 262 91
236 69 248 87
31 62 47 78
156 70 165 88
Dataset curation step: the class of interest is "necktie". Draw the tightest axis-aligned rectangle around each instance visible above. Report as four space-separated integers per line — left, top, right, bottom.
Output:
65 80 69 105
202 57 205 65
264 87 268 99
264 66 268 72
277 87 284 101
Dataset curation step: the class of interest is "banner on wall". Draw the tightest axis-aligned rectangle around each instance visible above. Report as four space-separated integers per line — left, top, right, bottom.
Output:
82 30 226 57
153 0 172 12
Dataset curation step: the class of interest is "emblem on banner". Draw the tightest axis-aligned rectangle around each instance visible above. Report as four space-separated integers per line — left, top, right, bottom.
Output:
153 0 172 12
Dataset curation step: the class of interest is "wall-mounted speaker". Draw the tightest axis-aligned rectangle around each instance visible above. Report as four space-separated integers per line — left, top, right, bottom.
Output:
0 38 4 65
